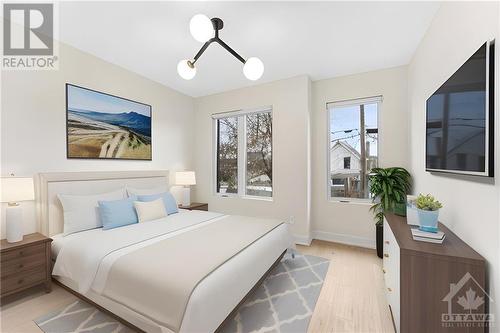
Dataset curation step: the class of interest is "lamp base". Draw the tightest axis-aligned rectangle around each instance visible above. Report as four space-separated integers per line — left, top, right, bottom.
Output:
6 205 23 243
180 187 191 207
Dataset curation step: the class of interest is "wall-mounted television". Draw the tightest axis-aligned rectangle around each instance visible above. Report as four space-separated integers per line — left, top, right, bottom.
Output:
426 41 495 177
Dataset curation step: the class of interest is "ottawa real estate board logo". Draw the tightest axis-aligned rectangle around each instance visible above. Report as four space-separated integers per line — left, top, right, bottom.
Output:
442 272 494 329
2 3 58 70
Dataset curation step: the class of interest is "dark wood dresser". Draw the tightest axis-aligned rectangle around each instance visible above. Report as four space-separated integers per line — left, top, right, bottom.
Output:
383 213 487 333
1 233 52 297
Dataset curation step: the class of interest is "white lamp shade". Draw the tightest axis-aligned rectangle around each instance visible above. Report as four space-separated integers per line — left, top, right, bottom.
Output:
175 171 196 186
243 57 264 81
189 14 214 43
177 59 197 80
0 177 35 203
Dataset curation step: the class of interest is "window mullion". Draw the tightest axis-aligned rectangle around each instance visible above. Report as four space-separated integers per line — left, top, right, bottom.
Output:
237 115 246 196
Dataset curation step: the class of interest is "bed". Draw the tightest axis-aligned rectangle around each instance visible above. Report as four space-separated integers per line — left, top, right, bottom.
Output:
37 171 293 333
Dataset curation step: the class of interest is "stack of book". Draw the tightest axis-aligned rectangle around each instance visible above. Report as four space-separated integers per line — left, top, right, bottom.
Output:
411 228 445 244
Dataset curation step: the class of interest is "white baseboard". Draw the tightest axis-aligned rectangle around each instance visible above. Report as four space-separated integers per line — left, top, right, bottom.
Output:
312 230 376 249
294 234 312 246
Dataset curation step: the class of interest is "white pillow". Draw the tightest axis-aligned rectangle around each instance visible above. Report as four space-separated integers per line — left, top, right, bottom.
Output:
58 188 127 236
134 198 167 223
127 186 168 196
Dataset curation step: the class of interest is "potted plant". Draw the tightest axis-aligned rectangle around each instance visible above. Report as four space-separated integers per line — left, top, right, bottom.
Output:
415 194 442 233
369 167 412 258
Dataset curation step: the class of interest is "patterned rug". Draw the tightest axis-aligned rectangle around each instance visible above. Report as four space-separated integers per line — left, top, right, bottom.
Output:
35 253 329 333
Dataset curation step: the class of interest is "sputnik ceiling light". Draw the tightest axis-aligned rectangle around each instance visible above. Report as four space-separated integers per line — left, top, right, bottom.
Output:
177 14 264 81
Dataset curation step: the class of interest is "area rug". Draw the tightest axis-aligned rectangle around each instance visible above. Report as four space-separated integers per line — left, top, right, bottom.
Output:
34 253 329 333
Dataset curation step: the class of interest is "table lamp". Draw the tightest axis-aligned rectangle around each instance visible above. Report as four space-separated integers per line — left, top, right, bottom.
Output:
0 177 35 243
175 171 196 207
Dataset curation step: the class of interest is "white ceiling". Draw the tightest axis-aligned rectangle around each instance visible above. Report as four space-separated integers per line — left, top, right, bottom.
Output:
59 2 440 97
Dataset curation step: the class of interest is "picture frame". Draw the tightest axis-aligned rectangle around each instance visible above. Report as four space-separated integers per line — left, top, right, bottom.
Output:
65 84 152 160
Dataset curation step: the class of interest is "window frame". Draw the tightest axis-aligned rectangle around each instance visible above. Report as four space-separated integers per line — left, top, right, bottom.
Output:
212 106 273 200
326 96 382 203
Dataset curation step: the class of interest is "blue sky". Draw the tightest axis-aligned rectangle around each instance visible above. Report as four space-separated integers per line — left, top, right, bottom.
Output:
67 85 151 117
330 103 378 156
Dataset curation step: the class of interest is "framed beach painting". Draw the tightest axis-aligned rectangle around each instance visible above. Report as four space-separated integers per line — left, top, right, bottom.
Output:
66 84 152 160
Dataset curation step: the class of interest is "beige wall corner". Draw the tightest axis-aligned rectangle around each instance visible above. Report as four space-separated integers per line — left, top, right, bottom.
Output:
408 1 499 324
193 76 312 242
0 42 196 238
311 66 409 248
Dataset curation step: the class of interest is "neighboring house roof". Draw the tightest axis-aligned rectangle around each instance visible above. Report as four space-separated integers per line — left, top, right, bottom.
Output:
331 141 361 159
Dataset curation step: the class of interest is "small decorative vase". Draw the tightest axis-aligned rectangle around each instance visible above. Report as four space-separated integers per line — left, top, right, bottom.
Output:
417 209 439 233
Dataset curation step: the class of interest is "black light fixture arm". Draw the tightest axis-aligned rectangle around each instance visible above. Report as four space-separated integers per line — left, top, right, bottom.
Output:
190 18 246 66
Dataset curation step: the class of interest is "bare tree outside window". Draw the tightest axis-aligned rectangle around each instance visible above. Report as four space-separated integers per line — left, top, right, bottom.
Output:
215 109 273 197
216 117 238 194
246 113 272 197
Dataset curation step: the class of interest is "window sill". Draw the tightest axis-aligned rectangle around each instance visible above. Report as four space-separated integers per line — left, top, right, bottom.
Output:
214 194 273 202
328 198 373 205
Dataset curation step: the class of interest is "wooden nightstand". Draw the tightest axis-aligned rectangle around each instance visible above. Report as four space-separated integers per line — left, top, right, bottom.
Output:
179 202 208 211
1 233 52 298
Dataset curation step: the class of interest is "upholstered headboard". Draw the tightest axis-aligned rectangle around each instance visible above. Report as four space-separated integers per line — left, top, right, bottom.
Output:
37 170 169 237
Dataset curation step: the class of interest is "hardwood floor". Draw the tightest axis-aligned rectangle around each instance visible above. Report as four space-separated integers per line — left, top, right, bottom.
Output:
297 240 394 333
0 240 394 333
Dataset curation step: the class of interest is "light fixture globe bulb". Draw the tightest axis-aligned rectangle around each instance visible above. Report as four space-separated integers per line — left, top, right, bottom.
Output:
177 60 196 80
243 57 264 81
189 14 214 43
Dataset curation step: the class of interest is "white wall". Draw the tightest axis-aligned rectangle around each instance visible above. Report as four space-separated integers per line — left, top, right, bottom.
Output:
193 76 312 243
408 1 499 325
311 66 409 248
1 42 195 238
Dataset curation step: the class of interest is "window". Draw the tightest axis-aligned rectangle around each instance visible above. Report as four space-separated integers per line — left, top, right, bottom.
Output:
343 157 351 169
328 97 380 200
216 116 238 194
215 108 272 198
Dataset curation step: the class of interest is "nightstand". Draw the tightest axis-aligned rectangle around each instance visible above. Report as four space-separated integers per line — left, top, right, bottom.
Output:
1 233 52 297
179 202 208 211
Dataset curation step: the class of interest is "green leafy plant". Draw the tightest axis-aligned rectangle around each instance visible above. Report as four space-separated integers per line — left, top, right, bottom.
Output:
369 167 412 226
415 194 442 211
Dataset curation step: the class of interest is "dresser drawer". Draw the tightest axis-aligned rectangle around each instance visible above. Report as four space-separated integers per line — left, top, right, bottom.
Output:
383 218 400 333
1 266 47 294
1 243 46 263
1 252 46 277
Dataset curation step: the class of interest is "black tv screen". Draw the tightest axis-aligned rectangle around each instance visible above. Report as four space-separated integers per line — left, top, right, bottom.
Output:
426 42 494 177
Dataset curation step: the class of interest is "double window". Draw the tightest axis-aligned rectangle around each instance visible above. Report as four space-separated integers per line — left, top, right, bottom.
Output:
328 96 381 200
214 107 272 198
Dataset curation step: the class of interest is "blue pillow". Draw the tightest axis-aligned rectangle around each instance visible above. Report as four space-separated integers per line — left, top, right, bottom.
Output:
99 196 138 230
136 192 178 215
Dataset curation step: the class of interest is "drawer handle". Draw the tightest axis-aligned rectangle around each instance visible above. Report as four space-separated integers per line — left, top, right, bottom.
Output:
382 268 386 274
384 254 389 258
19 251 24 256
18 264 24 269
387 287 392 292
384 241 389 244
18 279 24 284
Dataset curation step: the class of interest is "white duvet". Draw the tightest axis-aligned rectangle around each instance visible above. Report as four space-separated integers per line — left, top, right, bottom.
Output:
52 210 225 293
